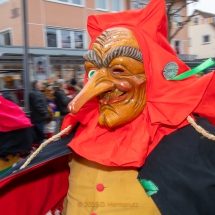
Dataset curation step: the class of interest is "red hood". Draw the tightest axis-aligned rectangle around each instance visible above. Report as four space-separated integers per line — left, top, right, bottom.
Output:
61 0 215 167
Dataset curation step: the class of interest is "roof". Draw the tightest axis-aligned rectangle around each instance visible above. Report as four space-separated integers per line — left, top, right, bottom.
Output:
193 9 215 28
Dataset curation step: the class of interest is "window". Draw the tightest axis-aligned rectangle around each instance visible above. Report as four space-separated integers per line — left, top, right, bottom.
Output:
61 30 71 48
194 17 199 25
0 30 11 45
74 31 84 49
72 0 81 4
49 0 83 6
96 0 107 10
131 0 149 9
202 35 210 44
112 0 122 12
46 28 57 47
0 0 8 5
173 40 182 54
173 9 182 23
46 27 85 49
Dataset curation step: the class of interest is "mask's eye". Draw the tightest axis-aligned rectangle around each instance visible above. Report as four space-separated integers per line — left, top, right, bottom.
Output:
112 68 124 75
88 70 96 79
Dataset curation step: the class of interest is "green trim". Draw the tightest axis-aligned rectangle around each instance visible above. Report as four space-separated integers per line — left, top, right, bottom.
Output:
138 178 159 197
0 166 12 176
171 58 215 81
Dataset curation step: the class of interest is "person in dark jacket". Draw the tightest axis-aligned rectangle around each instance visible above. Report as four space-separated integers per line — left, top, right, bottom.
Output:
29 80 49 136
54 79 72 128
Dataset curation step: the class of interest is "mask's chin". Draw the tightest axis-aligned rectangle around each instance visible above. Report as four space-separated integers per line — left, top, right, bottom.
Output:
98 101 134 128
98 88 132 128
98 108 121 128
98 89 146 128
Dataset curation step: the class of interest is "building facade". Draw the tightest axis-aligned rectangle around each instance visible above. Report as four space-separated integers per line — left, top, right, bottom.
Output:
0 0 129 84
188 10 215 59
0 0 200 97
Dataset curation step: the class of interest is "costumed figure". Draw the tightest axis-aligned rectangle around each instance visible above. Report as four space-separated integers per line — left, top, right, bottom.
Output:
1 0 215 214
0 95 42 176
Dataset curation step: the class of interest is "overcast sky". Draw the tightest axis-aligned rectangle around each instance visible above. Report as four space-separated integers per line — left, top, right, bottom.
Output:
188 0 215 15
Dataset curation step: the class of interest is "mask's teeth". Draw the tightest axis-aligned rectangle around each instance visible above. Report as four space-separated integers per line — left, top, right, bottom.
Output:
101 88 125 100
104 93 110 99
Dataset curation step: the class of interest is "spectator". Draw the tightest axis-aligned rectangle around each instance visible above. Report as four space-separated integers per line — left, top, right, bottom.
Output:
77 79 84 89
43 84 59 138
70 78 82 93
29 80 50 138
65 78 82 100
1 83 20 105
54 79 72 128
66 80 76 99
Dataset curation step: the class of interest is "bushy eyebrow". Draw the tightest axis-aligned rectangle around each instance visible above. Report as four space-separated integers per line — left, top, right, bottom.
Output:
83 46 143 69
83 50 103 68
103 46 143 67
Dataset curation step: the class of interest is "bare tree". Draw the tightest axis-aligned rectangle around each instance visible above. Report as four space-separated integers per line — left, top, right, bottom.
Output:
166 0 198 41
130 0 199 41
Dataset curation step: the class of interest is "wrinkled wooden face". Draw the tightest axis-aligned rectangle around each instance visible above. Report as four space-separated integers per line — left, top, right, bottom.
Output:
68 28 147 128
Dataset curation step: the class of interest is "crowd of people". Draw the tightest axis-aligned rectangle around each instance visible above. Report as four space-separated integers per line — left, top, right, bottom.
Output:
0 77 83 176
29 78 83 145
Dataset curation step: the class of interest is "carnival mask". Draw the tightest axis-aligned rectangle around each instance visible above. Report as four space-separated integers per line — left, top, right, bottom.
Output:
68 28 147 128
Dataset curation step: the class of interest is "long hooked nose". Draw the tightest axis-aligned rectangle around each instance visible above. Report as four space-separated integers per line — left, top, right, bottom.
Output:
68 70 115 114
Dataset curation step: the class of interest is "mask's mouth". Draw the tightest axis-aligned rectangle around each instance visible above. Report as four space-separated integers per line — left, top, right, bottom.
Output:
99 89 128 104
